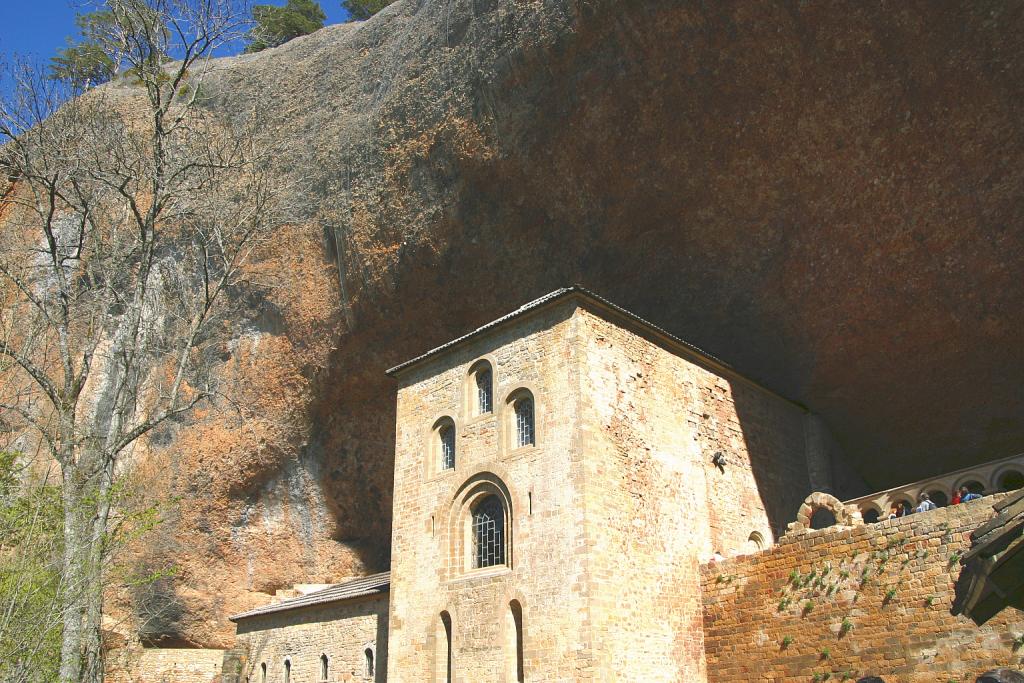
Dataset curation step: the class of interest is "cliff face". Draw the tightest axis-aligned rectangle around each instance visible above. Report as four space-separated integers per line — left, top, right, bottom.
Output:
95 0 1024 645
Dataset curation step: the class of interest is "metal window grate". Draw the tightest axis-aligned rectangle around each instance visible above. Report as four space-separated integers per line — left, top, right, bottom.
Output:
515 397 534 448
473 496 505 568
476 369 493 414
440 425 455 470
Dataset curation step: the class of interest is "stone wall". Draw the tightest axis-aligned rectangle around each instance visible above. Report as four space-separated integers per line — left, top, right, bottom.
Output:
386 294 826 682
386 302 590 682
233 594 388 683
576 306 815 680
700 495 1024 682
106 646 225 683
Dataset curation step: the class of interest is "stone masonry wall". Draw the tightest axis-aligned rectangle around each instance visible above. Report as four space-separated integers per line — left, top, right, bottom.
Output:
387 302 591 682
106 647 224 683
233 594 388 683
576 307 813 681
700 495 1024 682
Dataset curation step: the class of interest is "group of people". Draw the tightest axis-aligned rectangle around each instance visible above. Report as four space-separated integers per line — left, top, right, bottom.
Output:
887 485 983 519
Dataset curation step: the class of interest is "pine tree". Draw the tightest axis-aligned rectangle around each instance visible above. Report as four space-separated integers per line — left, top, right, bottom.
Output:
245 0 327 53
48 12 118 87
342 0 395 21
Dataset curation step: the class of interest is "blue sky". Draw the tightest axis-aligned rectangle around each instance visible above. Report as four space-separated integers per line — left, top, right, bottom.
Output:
0 1 353 63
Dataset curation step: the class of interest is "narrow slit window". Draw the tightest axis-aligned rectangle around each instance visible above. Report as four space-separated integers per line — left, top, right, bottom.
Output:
473 495 506 568
514 397 534 448
440 424 455 470
365 647 374 677
283 659 291 683
260 663 267 683
477 368 493 414
320 654 328 681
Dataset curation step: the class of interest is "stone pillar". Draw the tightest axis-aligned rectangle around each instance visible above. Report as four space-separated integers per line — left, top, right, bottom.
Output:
804 413 834 494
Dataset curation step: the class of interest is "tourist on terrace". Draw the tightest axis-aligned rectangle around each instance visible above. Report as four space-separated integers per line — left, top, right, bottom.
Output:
960 485 983 503
951 488 962 505
916 492 937 513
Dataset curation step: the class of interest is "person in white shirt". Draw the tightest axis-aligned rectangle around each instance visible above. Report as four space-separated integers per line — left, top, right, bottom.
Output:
915 492 937 513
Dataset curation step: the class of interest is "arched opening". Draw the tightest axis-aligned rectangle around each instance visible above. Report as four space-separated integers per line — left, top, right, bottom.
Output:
892 499 914 517
437 611 453 683
470 361 493 416
999 470 1024 492
472 495 506 568
810 507 837 530
433 418 456 471
862 507 880 524
512 393 535 448
745 531 766 553
364 647 374 677
507 600 524 682
320 653 328 681
964 480 985 495
260 663 267 683
927 489 949 507
283 658 291 683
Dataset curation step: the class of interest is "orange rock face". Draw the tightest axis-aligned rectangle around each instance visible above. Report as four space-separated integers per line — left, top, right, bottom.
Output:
14 1 1023 647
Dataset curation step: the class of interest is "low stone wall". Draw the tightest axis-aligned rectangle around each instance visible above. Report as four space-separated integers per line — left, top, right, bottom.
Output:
106 646 225 683
700 495 1024 682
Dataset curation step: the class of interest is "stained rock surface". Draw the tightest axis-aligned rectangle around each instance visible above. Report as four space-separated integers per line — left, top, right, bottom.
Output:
59 0 1024 645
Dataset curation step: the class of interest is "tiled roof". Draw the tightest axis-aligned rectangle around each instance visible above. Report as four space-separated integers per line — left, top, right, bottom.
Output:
229 571 390 621
952 489 1024 625
386 286 734 379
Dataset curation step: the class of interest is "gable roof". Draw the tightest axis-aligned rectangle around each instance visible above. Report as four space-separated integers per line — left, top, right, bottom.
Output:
385 286 793 405
387 286 723 376
229 571 390 622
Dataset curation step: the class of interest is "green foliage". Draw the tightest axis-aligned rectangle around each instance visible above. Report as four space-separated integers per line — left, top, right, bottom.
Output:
778 597 791 612
802 600 815 615
342 0 395 21
781 635 793 648
0 452 63 682
820 647 831 660
48 11 117 87
839 617 854 636
246 0 326 53
883 588 897 604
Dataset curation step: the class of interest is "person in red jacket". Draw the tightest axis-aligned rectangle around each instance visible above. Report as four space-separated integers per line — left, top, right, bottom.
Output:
951 488 962 505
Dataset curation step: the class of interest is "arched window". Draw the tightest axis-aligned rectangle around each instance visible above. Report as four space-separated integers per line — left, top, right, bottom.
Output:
927 489 949 507
963 480 985 495
365 647 374 677
473 495 506 568
260 663 267 683
514 395 534 448
434 419 456 471
283 658 291 683
470 362 493 415
746 531 765 552
862 507 880 524
438 611 453 683
507 600 524 682
320 654 328 681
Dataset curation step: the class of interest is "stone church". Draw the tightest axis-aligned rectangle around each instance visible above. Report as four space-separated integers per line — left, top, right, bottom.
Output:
224 287 1023 682
227 286 855 681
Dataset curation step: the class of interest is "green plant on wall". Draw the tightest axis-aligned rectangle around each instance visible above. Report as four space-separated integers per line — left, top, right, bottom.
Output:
781 635 794 649
839 617 854 637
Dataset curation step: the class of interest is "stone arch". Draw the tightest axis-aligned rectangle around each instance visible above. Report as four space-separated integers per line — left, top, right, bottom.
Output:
787 492 862 535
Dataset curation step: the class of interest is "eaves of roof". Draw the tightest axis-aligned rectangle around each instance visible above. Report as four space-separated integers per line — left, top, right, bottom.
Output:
229 571 390 622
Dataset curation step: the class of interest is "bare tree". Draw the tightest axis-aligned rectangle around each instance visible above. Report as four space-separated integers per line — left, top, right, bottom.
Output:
0 2 292 681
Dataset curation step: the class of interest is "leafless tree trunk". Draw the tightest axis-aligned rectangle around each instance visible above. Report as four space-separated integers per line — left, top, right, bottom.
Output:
0 2 293 681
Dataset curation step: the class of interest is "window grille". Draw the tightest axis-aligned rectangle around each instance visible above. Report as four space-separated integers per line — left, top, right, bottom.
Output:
476 369 493 414
515 397 534 448
440 424 455 470
473 496 505 568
